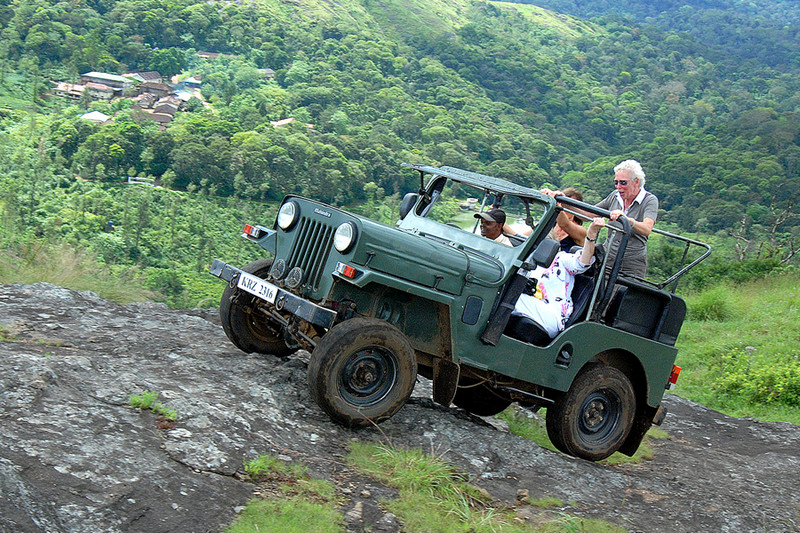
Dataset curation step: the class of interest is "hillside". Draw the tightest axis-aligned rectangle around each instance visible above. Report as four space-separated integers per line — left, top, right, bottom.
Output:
1 0 799 310
2 282 800 532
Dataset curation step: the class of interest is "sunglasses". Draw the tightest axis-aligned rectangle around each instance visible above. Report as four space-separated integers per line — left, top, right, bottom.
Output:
614 180 629 186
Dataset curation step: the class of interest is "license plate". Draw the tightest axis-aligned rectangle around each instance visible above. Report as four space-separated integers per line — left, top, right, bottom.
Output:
236 272 279 304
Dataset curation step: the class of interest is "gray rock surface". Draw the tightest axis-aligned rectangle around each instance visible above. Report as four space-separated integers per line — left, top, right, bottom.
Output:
1 283 799 533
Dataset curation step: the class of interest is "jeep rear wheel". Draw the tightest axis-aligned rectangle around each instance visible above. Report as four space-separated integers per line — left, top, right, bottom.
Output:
219 258 293 357
546 364 635 461
452 381 512 417
308 318 417 427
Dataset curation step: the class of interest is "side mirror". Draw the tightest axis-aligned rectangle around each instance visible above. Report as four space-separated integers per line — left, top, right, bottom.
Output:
399 193 418 219
529 238 560 267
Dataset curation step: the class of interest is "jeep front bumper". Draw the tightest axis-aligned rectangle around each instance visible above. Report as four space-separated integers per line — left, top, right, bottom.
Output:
209 259 337 330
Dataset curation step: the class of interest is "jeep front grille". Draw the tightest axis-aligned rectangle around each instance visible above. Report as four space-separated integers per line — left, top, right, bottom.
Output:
285 217 335 291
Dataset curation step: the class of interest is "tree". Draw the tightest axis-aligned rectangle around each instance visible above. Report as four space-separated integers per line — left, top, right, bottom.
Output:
149 48 185 77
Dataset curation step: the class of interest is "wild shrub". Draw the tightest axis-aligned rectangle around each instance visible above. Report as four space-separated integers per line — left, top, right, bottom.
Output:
712 347 800 407
0 242 155 304
129 390 177 420
686 285 733 321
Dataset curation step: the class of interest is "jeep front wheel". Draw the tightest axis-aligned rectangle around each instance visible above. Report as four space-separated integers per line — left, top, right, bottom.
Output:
219 258 293 357
308 318 417 427
546 364 635 461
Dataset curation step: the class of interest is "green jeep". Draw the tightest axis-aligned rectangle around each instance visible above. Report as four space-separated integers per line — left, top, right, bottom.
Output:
210 164 710 461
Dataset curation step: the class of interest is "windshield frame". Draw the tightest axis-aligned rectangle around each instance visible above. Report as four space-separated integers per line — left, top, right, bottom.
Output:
398 164 556 263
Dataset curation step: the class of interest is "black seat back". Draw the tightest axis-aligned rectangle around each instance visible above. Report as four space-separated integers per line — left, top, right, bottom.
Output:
604 282 684 344
564 273 595 328
504 313 551 346
658 295 686 346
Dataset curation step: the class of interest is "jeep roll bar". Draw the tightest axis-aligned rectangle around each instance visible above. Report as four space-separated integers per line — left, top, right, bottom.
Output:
556 196 712 293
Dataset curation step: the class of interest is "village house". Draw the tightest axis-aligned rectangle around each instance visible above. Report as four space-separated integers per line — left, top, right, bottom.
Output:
257 68 276 80
138 81 173 98
79 72 131 92
153 96 181 116
122 71 163 84
80 111 111 124
270 117 314 131
174 90 194 103
149 112 174 126
53 82 85 100
84 82 115 100
131 94 182 128
183 75 202 89
132 92 158 109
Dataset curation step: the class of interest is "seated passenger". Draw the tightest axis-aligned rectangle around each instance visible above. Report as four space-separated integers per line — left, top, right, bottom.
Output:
505 187 585 252
474 208 512 246
512 218 604 342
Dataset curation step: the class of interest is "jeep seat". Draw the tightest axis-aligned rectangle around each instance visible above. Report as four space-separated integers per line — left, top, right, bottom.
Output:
562 245 599 329
604 282 687 345
563 272 595 328
505 312 551 346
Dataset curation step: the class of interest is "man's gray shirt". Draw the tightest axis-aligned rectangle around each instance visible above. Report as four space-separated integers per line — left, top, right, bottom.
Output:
596 189 658 277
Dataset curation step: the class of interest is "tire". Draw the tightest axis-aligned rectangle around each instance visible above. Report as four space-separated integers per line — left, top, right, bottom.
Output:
308 318 417 427
546 364 635 461
219 258 294 357
452 381 512 417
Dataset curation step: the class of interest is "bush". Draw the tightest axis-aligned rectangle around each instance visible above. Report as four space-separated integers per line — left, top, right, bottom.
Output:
712 347 800 407
687 286 733 321
686 257 785 290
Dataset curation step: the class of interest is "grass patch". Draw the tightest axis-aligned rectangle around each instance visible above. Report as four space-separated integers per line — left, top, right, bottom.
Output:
685 285 733 321
536 515 627 533
128 390 177 421
0 242 156 304
496 406 666 465
348 441 520 532
676 273 800 425
348 441 627 532
0 325 18 342
497 407 556 452
530 497 564 508
228 455 343 533
244 455 309 482
226 498 344 533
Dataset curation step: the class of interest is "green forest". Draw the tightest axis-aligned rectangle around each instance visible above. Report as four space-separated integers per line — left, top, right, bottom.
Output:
1 0 799 298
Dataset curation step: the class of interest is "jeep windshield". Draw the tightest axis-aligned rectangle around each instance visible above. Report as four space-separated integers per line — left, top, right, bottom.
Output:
398 164 552 260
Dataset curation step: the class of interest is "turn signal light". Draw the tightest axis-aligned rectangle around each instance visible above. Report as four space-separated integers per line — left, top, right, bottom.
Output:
242 224 264 239
335 262 360 279
667 365 682 389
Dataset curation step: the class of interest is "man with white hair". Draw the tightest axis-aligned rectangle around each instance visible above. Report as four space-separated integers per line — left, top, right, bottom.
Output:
598 159 658 277
546 159 658 278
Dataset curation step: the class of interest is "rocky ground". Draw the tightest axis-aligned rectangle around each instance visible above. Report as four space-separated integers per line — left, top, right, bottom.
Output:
1 283 799 533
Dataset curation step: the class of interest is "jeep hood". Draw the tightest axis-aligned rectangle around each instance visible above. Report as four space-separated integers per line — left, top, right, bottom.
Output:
350 220 505 295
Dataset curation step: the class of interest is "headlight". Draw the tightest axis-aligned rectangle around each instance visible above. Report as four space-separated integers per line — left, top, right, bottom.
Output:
277 201 299 230
333 222 358 253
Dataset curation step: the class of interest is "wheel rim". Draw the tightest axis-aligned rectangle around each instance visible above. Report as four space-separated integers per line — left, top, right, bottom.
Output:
578 389 621 444
338 346 398 408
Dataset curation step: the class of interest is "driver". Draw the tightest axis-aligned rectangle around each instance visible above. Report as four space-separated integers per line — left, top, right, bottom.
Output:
474 209 512 246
